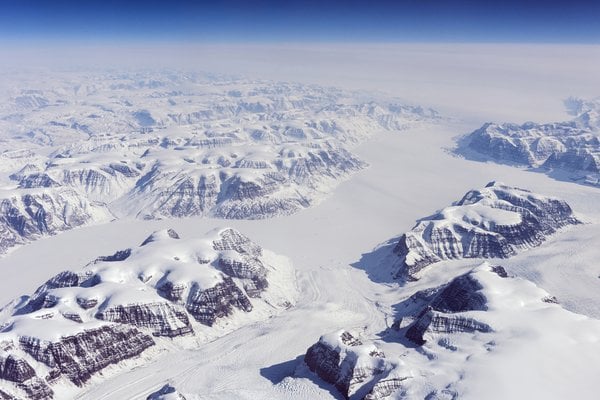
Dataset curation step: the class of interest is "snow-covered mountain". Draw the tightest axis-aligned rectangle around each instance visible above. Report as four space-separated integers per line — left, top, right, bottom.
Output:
0 228 296 399
392 182 578 280
0 187 112 254
0 72 439 254
459 97 600 186
295 263 600 399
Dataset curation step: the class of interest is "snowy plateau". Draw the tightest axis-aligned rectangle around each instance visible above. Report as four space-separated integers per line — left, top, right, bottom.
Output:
0 71 437 255
0 60 599 400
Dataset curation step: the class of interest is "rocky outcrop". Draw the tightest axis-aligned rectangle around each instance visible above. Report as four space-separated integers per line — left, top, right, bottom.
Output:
393 182 579 279
19 325 155 386
0 187 111 254
395 269 495 346
0 354 54 400
185 277 253 326
0 228 295 399
461 97 600 186
124 145 365 220
96 303 193 337
146 384 187 400
303 331 390 399
364 378 407 400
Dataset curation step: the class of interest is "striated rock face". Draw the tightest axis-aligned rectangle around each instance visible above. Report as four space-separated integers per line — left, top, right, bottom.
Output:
96 303 193 337
0 228 295 399
393 182 579 279
303 331 390 399
146 384 187 400
0 354 54 400
364 377 408 400
19 325 155 386
0 187 112 254
395 268 495 346
185 276 253 326
461 97 600 186
123 145 365 220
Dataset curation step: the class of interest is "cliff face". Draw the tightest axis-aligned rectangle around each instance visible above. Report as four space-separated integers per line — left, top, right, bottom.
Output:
0 227 296 399
393 182 579 279
303 330 389 399
19 326 155 386
0 187 112 254
462 97 600 186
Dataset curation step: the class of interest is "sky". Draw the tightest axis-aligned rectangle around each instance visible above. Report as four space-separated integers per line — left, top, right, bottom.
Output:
0 0 599 43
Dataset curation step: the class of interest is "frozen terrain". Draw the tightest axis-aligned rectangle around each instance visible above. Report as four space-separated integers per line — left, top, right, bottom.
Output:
0 227 296 399
458 97 600 186
295 263 600 400
0 44 599 400
0 71 438 254
391 182 579 280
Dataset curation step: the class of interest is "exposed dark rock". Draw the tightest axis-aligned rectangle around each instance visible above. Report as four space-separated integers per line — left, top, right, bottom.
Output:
19 325 155 387
17 377 54 400
212 228 262 257
0 389 17 400
0 227 289 397
304 331 388 399
430 274 487 313
364 377 408 400
93 248 132 263
96 303 193 337
0 355 54 400
461 99 600 187
217 256 267 281
490 265 509 278
18 173 61 189
76 297 98 310
405 309 492 346
141 229 180 246
393 182 579 279
0 355 36 383
185 277 253 326
0 188 108 254
542 296 559 304
24 271 97 313
399 270 493 345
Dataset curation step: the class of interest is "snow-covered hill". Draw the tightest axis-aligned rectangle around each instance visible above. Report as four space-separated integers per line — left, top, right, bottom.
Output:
392 182 579 280
0 228 296 399
0 72 439 254
459 97 600 186
294 263 600 399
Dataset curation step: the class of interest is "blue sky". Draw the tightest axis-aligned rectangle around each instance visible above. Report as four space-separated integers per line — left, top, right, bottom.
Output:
1 0 599 43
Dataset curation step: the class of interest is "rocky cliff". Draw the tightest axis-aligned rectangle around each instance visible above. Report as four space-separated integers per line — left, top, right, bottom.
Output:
0 228 295 399
0 187 112 254
393 182 579 279
303 330 390 400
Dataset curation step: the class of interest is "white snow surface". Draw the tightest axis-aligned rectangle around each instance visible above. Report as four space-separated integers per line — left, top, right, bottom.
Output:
0 45 600 399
